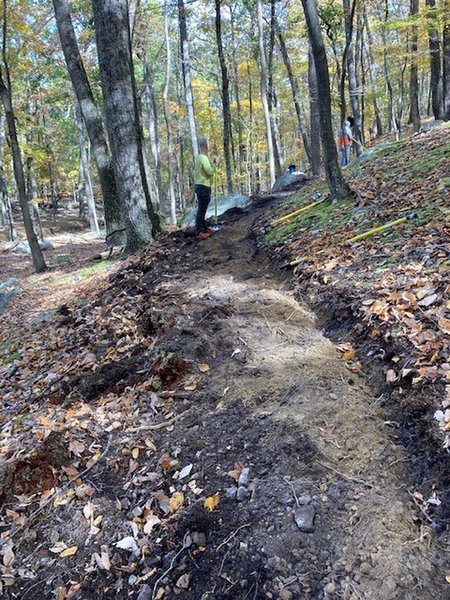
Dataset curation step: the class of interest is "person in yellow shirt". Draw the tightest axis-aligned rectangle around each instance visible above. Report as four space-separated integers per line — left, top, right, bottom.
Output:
194 137 219 239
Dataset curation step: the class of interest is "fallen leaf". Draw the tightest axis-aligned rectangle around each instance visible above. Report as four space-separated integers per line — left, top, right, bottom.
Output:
3 547 14 567
60 546 78 557
178 463 193 480
438 317 450 335
131 447 140 459
143 514 161 534
228 465 242 481
198 363 210 373
169 492 185 513
204 493 220 511
386 369 398 383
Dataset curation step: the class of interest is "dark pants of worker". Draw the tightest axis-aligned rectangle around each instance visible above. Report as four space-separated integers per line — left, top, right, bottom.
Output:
195 184 211 233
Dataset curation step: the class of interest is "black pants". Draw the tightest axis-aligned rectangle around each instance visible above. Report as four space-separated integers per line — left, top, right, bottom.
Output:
195 184 211 233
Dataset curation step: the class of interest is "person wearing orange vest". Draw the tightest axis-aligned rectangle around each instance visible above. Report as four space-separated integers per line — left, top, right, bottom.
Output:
337 120 353 166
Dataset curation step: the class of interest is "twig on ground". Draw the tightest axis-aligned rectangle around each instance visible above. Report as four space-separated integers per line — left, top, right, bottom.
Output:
152 534 191 600
128 410 189 432
315 460 379 490
283 477 300 507
216 523 251 552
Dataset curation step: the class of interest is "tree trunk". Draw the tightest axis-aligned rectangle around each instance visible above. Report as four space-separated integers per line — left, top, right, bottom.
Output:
443 0 450 120
268 0 282 177
409 0 421 132
163 3 177 225
230 5 245 191
143 57 164 210
257 0 275 187
276 23 312 169
177 0 198 162
301 0 352 200
92 0 156 251
215 0 233 193
128 0 140 37
425 0 444 120
75 101 99 233
342 0 362 155
308 47 322 176
364 9 383 136
0 81 45 270
52 0 123 243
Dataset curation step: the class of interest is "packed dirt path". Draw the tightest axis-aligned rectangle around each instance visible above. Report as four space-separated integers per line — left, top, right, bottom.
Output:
2 198 448 600
125 202 447 599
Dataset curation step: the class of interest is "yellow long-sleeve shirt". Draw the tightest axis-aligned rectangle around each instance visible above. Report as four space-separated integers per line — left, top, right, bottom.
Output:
194 153 216 187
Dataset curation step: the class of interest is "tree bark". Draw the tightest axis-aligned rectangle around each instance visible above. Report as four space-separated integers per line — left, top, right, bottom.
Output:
143 57 164 210
177 0 198 162
363 9 383 136
409 0 421 132
425 0 444 120
230 4 245 191
163 3 177 225
257 0 275 187
92 0 157 251
308 46 322 176
0 1 45 271
443 0 450 120
268 0 282 177
215 0 233 193
52 0 123 242
301 0 352 200
75 101 99 233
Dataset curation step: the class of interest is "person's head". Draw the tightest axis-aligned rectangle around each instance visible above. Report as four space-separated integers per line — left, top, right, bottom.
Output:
198 137 209 154
347 116 355 127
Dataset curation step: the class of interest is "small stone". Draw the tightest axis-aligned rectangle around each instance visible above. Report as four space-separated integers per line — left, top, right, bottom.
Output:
226 486 237 500
319 550 330 562
298 495 312 505
360 561 371 574
237 486 250 502
175 573 191 589
294 506 315 533
325 582 336 594
238 467 250 487
136 584 152 600
192 531 206 547
279 590 293 600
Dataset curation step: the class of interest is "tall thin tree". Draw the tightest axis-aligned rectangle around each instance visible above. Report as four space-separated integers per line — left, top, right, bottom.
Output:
301 0 352 200
409 0 421 132
0 0 45 272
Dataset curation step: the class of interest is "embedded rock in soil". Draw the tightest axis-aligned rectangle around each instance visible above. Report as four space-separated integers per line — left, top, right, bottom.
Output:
294 505 316 533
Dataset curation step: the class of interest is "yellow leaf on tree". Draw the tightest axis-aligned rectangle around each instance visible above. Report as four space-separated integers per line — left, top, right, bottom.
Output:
169 492 185 513
60 546 78 557
204 494 220 512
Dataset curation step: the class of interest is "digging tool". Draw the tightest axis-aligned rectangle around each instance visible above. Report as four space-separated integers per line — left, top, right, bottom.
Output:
272 197 328 226
210 170 220 231
346 213 417 244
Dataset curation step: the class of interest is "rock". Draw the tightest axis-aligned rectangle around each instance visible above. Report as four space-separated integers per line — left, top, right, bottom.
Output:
136 584 152 600
294 506 315 533
192 531 207 547
0 277 19 289
272 172 308 192
13 241 31 254
279 589 293 600
39 240 54 251
319 550 330 562
420 119 444 132
226 486 238 500
237 486 250 502
0 290 17 313
325 582 336 594
298 495 312 505
238 467 250 487
175 573 191 589
50 254 70 266
182 194 251 227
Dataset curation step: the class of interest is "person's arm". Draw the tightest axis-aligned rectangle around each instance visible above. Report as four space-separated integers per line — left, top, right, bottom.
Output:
201 154 216 177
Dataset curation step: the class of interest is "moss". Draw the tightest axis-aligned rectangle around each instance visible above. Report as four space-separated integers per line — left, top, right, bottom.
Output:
3 351 22 365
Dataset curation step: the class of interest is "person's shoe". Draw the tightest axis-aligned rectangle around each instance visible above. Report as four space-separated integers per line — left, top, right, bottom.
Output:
195 231 212 239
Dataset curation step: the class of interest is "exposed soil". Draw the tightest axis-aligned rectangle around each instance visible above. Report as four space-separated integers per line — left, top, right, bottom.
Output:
2 196 449 600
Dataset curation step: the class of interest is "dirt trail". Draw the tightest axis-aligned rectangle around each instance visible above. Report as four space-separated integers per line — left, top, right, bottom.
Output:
128 203 447 599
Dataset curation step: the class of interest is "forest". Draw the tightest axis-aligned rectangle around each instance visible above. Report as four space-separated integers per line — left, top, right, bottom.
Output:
0 0 449 599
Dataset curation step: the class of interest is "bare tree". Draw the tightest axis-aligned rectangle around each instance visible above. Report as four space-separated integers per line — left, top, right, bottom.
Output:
163 1 177 225
425 0 444 120
75 101 99 234
301 0 352 200
443 0 450 120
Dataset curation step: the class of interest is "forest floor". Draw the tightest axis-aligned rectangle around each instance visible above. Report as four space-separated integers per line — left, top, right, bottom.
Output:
0 126 449 600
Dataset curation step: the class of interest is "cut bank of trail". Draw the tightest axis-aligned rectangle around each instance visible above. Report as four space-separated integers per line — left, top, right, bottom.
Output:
1 194 448 600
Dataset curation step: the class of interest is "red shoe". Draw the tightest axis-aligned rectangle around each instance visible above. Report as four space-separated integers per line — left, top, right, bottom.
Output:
195 231 212 239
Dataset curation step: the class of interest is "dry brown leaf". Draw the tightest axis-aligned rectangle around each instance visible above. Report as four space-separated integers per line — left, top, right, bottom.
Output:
60 546 78 557
198 363 210 373
169 492 185 513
